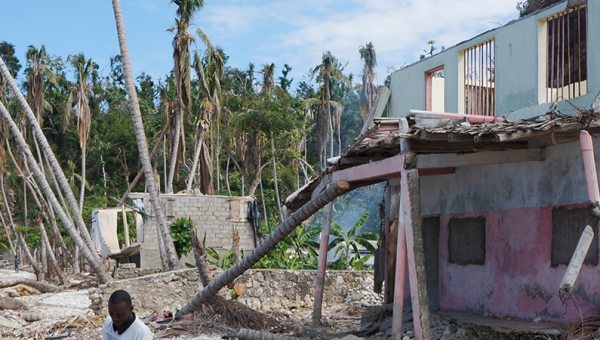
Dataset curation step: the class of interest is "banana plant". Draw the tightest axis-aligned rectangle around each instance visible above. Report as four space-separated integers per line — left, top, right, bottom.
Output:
328 212 379 269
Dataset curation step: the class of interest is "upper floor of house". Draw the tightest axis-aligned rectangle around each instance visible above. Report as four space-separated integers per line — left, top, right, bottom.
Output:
389 0 600 121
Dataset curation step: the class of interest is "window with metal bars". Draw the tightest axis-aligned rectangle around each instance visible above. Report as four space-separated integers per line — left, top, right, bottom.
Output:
463 39 495 116
545 5 587 102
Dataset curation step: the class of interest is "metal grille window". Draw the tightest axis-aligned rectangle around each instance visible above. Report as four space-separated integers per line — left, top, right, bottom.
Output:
463 39 495 116
545 5 587 102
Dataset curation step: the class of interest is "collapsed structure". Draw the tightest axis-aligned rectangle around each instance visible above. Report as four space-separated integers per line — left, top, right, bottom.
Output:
92 194 258 269
285 1 600 339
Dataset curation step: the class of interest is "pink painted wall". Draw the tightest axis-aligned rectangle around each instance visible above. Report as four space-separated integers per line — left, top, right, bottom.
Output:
438 203 600 322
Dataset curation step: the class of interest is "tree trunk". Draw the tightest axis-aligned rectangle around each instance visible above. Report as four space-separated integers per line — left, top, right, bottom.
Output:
156 219 169 271
167 110 181 194
0 99 109 283
226 156 231 195
259 168 268 229
190 222 211 286
112 0 180 271
17 232 41 279
0 208 14 254
0 172 17 237
0 277 63 293
186 133 203 191
270 134 284 223
10 150 70 264
39 221 66 285
39 223 48 279
117 123 169 206
176 180 351 317
0 58 108 282
199 135 214 195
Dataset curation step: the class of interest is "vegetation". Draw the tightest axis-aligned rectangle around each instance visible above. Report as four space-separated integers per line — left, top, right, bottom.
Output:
0 3 388 278
169 217 193 258
328 212 380 270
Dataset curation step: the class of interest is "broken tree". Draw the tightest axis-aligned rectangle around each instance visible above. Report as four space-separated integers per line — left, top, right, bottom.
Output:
176 180 351 317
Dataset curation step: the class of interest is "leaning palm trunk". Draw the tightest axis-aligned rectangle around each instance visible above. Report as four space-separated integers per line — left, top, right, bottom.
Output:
79 140 87 210
186 129 203 191
17 231 41 279
112 0 180 270
8 142 70 260
0 100 110 283
270 134 284 223
0 58 101 271
0 172 18 237
117 123 168 206
167 111 181 194
0 207 14 254
39 221 67 285
176 180 351 317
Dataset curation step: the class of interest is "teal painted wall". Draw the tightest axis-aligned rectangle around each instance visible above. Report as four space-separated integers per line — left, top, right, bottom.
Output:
390 0 600 120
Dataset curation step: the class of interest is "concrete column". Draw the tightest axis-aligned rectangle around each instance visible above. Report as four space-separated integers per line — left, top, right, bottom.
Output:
401 169 430 340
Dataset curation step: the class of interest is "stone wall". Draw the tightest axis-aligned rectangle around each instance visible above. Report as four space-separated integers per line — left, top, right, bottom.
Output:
128 193 257 269
89 269 379 317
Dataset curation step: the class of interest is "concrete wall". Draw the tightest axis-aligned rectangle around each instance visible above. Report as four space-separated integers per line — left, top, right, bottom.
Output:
88 269 377 317
415 139 600 322
389 0 600 121
128 193 257 269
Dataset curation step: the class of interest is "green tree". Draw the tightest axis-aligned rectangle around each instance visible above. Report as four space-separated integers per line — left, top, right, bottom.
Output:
0 42 21 78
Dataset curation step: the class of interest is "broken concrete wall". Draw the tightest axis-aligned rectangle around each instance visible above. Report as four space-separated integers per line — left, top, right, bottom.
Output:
128 193 257 269
418 140 600 322
89 269 376 317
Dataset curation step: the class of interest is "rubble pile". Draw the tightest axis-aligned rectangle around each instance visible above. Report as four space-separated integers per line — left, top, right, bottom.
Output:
344 277 384 306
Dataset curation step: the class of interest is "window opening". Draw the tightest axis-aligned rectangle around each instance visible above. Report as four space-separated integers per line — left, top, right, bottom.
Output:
545 5 587 102
463 39 495 116
425 66 445 112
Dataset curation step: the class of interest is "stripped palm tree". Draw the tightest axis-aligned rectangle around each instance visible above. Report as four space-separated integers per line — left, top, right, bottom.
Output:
66 54 93 210
187 32 224 193
311 52 349 160
111 0 181 270
166 0 204 194
359 42 377 121
25 45 58 191
305 87 343 168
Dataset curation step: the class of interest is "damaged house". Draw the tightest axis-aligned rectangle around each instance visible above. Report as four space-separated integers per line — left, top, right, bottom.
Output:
284 0 600 337
92 193 259 269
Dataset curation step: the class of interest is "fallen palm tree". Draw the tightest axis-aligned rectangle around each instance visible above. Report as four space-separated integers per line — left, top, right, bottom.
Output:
0 278 63 293
176 180 351 317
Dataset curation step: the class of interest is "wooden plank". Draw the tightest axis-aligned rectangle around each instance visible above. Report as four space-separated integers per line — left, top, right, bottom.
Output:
416 148 545 169
331 154 405 183
401 169 431 340
391 215 407 339
360 86 391 135
385 220 398 304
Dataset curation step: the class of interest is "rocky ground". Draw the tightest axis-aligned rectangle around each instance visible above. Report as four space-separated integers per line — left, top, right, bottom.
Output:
0 268 569 339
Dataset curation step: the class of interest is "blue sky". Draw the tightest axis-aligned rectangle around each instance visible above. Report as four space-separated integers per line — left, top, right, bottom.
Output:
1 0 520 90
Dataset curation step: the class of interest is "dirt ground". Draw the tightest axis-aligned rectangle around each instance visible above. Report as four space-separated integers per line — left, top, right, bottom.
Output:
0 268 374 340
0 268 574 340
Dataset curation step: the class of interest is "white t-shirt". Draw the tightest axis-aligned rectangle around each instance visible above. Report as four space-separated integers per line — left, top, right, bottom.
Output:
102 315 154 340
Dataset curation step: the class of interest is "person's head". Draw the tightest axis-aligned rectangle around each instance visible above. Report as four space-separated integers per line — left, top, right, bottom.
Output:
108 290 133 327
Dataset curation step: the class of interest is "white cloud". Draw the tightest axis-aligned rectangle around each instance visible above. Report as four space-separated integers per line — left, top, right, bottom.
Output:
197 0 520 86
